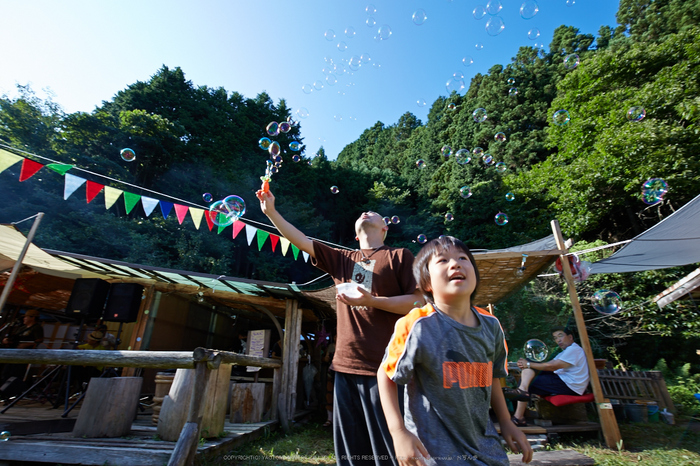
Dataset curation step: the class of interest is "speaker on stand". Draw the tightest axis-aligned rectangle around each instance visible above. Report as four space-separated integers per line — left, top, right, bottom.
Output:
104 283 144 348
65 278 110 321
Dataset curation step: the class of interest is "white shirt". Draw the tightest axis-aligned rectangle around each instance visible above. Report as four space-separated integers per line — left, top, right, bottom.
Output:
553 342 589 395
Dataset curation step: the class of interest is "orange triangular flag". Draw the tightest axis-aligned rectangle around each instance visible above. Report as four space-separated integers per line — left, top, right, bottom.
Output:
19 159 44 182
86 180 104 203
270 234 280 252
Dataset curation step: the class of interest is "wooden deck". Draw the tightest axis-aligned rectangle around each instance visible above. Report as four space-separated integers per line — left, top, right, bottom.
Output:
0 401 281 465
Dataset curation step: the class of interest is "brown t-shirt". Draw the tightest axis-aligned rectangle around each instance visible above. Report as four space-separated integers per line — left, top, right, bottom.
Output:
312 240 417 376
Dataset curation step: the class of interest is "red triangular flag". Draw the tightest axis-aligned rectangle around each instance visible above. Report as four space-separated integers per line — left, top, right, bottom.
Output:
85 180 105 203
19 159 44 182
204 210 215 231
174 204 189 224
270 234 280 252
232 220 246 239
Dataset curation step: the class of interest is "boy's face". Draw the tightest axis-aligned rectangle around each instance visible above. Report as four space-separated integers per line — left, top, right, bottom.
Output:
354 211 388 236
425 246 476 301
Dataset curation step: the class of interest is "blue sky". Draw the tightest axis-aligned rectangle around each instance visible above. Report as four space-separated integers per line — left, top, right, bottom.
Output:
0 0 620 160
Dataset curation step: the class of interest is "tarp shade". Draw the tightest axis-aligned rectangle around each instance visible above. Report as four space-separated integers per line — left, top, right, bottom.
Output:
589 193 700 274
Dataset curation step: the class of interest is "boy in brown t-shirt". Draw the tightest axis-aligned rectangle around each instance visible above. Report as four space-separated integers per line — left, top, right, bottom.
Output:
257 189 421 465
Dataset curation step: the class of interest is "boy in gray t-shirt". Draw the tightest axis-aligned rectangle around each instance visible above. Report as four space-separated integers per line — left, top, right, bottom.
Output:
378 236 532 465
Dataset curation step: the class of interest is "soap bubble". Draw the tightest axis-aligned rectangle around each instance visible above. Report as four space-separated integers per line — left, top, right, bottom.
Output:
462 56 474 67
296 108 309 119
279 121 291 133
473 147 484 156
564 53 580 69
417 234 428 244
441 145 453 157
292 154 301 162
509 87 518 97
258 137 272 150
641 178 668 204
391 215 400 224
507 77 516 85
416 159 426 168
505 192 515 201
486 0 502 15
520 1 539 19
475 42 484 51
313 80 324 91
482 154 494 165
528 28 540 40
494 212 509 226
289 141 301 151
473 6 486 19
365 4 376 15
383 216 391 225
345 26 356 38
324 29 336 41
417 98 427 107
552 109 570 126
203 193 213 203
445 213 454 222
337 42 347 51
485 17 505 36
209 195 246 227
120 148 136 162
495 162 507 173
412 9 427 25
349 56 361 71
627 107 646 122
0 431 9 441
566 0 575 5
524 339 549 362
455 149 471 164
446 77 465 94
591 290 622 315
377 25 392 40
268 141 281 157
460 186 472 198
366 17 376 27
494 132 506 142
447 103 457 111
302 84 313 94
266 121 280 137
331 186 340 194
473 108 488 123
326 74 337 86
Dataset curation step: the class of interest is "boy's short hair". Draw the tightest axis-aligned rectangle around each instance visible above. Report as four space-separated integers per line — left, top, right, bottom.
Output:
413 236 480 303
551 326 574 336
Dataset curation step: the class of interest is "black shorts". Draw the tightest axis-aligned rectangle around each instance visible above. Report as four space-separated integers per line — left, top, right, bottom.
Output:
529 371 579 397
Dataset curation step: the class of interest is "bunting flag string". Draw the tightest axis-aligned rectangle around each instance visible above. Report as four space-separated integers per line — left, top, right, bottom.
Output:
0 147 312 262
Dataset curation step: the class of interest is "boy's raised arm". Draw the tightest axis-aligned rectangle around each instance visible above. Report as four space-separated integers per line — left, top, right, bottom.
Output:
377 369 431 465
256 189 315 258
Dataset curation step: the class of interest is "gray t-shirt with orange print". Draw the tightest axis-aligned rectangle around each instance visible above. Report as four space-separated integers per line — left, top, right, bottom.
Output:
381 304 509 466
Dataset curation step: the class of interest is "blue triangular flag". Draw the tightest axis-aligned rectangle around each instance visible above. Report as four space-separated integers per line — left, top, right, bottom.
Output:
160 201 174 219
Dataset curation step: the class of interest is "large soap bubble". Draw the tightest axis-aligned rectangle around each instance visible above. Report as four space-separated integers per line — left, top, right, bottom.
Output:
524 339 548 362
486 0 502 15
455 149 471 164
591 289 622 315
417 234 427 244
120 148 136 162
441 145 453 158
473 108 488 123
473 5 486 20
485 17 505 36
412 9 427 25
209 195 246 227
258 137 272 150
460 186 472 198
642 178 668 204
553 109 571 126
494 212 509 226
564 53 580 69
627 107 646 122
520 1 539 19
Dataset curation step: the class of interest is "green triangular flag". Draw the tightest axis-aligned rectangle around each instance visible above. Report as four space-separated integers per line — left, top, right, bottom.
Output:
217 223 229 234
46 163 74 176
123 192 142 214
291 244 300 260
256 230 270 251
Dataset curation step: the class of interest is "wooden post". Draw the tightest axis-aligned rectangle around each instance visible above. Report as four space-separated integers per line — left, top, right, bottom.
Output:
551 220 622 449
281 299 302 422
0 213 43 316
72 377 143 438
122 285 156 377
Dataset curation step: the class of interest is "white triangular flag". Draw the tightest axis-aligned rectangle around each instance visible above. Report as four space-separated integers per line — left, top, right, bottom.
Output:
245 224 257 246
302 251 310 262
64 174 86 200
141 196 159 217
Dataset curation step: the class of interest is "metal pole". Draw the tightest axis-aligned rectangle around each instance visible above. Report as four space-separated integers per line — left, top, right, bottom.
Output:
0 213 44 317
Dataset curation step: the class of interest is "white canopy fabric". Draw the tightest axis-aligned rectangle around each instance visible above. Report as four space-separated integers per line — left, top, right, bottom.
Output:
589 193 700 274
0 224 108 279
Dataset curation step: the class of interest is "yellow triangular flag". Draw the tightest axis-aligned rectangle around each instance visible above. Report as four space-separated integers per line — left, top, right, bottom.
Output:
104 186 123 210
189 207 204 230
0 149 23 174
280 237 291 256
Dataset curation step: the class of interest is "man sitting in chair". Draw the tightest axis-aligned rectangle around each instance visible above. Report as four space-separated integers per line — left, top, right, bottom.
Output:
510 327 589 426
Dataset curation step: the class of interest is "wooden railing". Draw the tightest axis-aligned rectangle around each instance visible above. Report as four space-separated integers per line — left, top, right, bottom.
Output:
0 348 282 466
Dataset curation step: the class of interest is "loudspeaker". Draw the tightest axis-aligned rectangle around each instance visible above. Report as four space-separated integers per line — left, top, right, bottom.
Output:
65 278 110 319
104 283 144 323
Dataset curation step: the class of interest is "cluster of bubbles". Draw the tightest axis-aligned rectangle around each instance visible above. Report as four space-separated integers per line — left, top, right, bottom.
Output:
120 148 136 162
591 289 622 315
523 339 549 362
383 215 401 225
641 178 668 205
208 195 247 227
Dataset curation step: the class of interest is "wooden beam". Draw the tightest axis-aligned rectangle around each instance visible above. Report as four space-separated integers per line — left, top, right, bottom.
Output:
122 285 156 376
551 220 622 450
0 349 218 369
472 249 565 260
